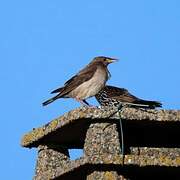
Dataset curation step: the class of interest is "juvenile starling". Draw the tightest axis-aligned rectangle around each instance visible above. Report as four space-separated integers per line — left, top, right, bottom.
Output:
42 56 117 106
95 85 162 109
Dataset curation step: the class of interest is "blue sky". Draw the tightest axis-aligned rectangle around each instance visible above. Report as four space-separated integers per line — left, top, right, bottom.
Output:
0 0 179 179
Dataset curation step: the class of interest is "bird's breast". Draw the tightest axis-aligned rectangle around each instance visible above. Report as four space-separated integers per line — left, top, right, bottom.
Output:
69 67 108 100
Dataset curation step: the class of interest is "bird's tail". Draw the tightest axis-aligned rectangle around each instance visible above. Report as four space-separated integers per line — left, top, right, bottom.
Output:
42 94 60 106
134 99 162 109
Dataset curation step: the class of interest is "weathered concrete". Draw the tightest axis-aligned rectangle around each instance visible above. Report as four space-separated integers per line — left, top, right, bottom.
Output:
21 107 180 179
21 107 180 148
84 121 124 179
34 145 70 180
84 122 121 158
87 171 123 180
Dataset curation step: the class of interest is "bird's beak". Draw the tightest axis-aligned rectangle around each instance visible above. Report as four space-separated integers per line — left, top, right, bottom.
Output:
106 58 118 63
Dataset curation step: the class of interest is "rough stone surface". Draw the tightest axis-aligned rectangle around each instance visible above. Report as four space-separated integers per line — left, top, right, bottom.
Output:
130 147 180 158
84 122 121 158
87 171 124 180
21 107 180 179
84 121 126 180
52 149 180 179
21 107 180 148
34 145 70 180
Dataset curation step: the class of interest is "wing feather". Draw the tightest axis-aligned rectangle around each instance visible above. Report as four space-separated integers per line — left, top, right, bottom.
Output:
105 86 139 103
51 65 98 97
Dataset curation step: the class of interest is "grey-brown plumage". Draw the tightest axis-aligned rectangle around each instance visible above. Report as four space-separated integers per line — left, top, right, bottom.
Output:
95 85 162 109
42 56 117 106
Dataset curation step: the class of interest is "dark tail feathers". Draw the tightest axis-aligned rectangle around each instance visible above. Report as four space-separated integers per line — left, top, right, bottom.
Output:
135 99 162 109
51 87 63 94
42 94 60 106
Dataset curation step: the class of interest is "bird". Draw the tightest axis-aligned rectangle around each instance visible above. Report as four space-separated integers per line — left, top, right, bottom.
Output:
42 56 118 106
95 85 162 109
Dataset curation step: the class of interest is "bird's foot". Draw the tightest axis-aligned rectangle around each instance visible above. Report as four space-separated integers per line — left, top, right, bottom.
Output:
76 99 98 108
87 105 98 109
81 104 98 109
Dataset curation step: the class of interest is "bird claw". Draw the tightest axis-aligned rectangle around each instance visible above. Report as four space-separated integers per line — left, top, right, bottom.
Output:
82 104 98 109
88 105 98 109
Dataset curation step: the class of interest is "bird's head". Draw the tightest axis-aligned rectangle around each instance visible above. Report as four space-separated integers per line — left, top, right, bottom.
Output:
92 56 118 66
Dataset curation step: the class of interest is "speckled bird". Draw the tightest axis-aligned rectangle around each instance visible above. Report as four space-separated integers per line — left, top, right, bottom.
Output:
42 56 117 106
95 85 162 109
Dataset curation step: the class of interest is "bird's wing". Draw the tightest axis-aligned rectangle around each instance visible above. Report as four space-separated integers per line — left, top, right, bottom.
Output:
51 65 98 97
107 86 139 103
115 94 138 103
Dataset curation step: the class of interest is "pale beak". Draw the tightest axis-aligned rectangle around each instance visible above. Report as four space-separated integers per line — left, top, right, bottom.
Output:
106 58 118 63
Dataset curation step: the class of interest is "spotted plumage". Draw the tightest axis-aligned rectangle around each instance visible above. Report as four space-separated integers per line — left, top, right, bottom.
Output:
95 85 162 109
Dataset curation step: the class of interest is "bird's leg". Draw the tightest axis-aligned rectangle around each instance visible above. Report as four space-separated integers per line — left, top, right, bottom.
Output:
83 99 98 108
82 100 90 106
75 98 92 107
75 98 90 107
75 98 98 108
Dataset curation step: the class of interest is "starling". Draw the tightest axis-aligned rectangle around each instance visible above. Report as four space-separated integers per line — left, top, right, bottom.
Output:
42 56 117 106
95 85 162 109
